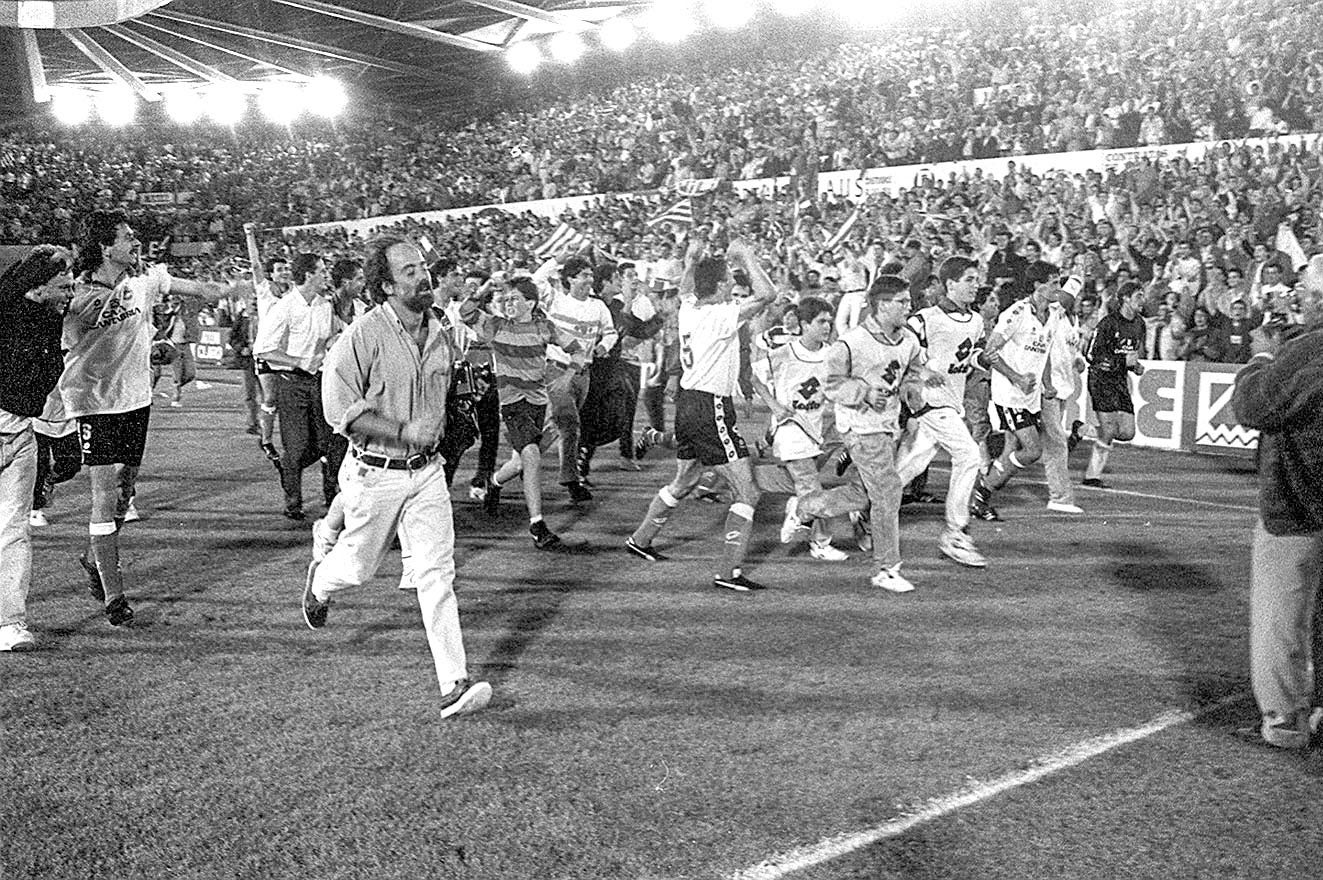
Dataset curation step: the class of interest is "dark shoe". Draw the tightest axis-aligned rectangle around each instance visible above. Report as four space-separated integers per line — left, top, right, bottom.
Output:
439 678 492 719
483 480 503 515
902 490 942 506
634 427 662 459
246 424 261 436
78 552 105 602
970 499 1002 522
530 521 562 550
834 449 854 477
566 481 593 504
284 507 307 522
625 538 667 562
260 440 280 462
302 561 329 630
1082 477 1109 489
694 484 722 503
104 595 134 627
575 445 592 484
713 573 767 592
1067 420 1083 453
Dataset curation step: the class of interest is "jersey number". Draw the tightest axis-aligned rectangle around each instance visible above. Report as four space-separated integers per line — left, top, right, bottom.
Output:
680 333 694 371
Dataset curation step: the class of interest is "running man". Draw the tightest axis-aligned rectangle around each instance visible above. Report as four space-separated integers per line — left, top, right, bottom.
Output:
1083 281 1147 488
625 238 777 592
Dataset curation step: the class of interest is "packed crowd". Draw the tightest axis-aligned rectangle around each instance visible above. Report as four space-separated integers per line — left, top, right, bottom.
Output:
4 0 1323 247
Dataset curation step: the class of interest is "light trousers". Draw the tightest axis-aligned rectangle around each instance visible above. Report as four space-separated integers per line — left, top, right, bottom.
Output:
1250 521 1323 721
314 455 468 693
894 408 980 532
799 431 902 571
0 427 36 626
1040 396 1076 505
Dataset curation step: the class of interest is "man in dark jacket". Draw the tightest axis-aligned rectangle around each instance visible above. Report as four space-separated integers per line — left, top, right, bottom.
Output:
0 247 75 652
1231 255 1323 748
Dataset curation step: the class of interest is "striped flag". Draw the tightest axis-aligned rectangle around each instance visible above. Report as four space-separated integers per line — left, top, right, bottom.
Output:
534 222 587 260
646 197 695 228
1275 222 1309 271
820 206 862 255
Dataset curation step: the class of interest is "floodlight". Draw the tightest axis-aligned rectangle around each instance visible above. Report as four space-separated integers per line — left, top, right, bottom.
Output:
644 1 697 43
259 83 303 124
704 0 754 29
548 31 587 64
205 83 247 125
51 88 91 125
306 76 347 118
95 87 137 126
772 0 815 15
164 87 203 124
507 41 542 75
599 17 638 52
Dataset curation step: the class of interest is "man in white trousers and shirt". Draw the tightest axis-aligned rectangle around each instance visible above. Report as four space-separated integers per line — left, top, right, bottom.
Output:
893 256 988 567
1040 283 1087 514
302 236 490 718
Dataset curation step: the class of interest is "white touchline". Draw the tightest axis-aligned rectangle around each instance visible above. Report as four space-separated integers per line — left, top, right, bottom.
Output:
729 695 1242 880
1029 479 1259 513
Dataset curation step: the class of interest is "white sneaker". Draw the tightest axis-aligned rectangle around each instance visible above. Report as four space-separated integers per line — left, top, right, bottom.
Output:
122 501 141 522
28 510 48 527
1047 501 1084 514
780 496 808 544
939 529 987 568
311 518 337 563
809 541 849 561
195 381 213 390
468 484 487 502
0 621 36 652
169 400 183 408
870 566 916 593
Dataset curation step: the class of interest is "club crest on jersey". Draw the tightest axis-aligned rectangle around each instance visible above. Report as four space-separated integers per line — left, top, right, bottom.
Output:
793 376 822 411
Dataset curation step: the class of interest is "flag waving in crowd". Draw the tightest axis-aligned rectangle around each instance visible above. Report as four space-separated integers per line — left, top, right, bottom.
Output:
535 222 588 260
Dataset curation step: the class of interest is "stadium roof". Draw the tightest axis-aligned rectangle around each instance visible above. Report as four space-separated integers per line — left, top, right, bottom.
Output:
0 0 645 115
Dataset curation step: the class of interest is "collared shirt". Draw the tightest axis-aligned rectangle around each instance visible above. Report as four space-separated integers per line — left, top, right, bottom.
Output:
321 302 453 458
253 289 339 369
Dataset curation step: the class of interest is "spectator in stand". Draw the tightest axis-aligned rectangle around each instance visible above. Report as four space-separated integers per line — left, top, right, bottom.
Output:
1215 299 1256 363
1181 307 1225 362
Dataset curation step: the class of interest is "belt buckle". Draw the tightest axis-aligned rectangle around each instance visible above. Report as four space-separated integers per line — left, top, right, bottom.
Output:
405 451 429 470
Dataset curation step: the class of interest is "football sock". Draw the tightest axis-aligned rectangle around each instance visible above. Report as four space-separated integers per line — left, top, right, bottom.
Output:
632 487 679 547
1086 440 1112 479
89 532 124 604
720 502 756 577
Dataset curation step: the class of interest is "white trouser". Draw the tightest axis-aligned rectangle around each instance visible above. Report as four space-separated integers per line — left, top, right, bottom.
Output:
894 407 980 532
0 427 36 626
314 455 467 693
1040 396 1075 505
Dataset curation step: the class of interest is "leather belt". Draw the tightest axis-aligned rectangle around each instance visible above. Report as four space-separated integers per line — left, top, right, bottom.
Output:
351 446 437 471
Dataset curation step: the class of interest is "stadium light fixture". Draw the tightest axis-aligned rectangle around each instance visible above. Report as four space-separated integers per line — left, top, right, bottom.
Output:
771 0 816 15
306 76 347 117
704 0 754 29
205 82 248 125
259 82 303 124
95 87 138 126
51 88 92 125
163 86 204 124
507 41 542 74
599 16 637 52
644 1 697 43
548 30 587 64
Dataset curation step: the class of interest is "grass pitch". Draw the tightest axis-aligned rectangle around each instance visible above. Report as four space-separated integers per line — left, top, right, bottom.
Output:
4 372 1321 879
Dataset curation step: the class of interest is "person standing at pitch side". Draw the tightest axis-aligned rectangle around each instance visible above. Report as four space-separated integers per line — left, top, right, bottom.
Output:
301 236 490 718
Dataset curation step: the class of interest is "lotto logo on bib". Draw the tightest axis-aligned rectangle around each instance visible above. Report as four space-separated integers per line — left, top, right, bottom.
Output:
1193 368 1258 451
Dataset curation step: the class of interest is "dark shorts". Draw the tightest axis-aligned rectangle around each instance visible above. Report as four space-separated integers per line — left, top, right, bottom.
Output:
1088 371 1134 415
674 388 749 467
79 406 151 467
994 404 1042 433
501 400 546 451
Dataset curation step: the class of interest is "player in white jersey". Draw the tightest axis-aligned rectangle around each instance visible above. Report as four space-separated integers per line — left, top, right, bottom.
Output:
626 239 777 592
971 261 1068 521
894 256 988 567
65 210 231 625
749 296 849 562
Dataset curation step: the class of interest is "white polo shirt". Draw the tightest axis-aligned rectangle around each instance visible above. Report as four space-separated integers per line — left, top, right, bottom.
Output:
253 288 338 370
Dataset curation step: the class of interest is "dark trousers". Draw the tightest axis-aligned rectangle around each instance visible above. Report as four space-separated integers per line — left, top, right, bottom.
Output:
440 385 500 487
274 372 340 512
32 432 82 509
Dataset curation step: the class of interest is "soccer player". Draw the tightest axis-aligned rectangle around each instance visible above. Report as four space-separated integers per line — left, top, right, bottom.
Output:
1083 281 1147 488
893 256 988 567
63 211 231 625
303 236 490 719
625 239 776 592
971 262 1068 520
750 296 850 562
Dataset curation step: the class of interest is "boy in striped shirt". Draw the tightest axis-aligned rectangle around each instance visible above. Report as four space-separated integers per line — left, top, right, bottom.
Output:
461 277 581 549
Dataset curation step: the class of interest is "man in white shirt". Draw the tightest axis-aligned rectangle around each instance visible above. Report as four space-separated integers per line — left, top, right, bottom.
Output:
253 252 344 521
64 211 231 626
244 222 292 465
626 239 777 592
